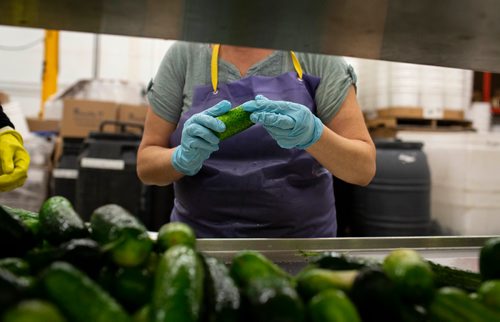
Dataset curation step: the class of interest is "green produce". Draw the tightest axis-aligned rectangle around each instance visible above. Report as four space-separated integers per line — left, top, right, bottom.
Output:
113 266 153 311
428 287 500 322
0 268 33 313
477 280 500 313
1 206 40 236
215 106 254 140
480 237 500 280
27 238 102 276
0 205 38 257
39 196 88 244
0 258 30 276
230 250 290 287
42 262 131 322
203 256 240 322
313 251 481 292
156 222 196 252
383 248 434 303
307 289 361 322
91 204 152 267
2 299 66 322
133 305 150 322
349 268 403 322
295 268 358 300
151 245 204 322
243 276 305 322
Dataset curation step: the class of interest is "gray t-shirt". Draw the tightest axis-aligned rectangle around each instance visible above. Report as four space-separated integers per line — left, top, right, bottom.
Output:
147 41 357 124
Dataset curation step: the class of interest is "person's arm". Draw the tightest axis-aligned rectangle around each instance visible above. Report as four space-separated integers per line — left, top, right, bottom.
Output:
306 86 376 186
137 108 184 186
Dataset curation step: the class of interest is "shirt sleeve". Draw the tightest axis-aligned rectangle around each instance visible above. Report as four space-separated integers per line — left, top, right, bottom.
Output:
146 42 188 124
0 105 14 129
300 53 357 124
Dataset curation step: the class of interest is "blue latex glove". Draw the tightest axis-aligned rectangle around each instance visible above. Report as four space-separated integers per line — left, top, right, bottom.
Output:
172 100 231 176
241 95 323 149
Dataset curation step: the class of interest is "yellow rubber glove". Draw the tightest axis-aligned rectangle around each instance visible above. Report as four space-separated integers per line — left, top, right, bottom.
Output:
0 129 30 192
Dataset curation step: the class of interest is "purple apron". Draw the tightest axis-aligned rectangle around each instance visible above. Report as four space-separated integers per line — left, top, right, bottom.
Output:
169 49 336 238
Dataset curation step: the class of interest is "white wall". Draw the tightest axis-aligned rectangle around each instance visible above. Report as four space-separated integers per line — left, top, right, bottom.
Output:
0 26 174 117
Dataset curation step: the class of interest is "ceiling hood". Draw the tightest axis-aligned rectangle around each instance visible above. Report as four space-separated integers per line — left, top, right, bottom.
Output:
1 0 498 72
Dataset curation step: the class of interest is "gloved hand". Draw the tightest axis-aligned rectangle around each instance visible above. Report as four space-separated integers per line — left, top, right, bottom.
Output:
172 100 231 176
0 129 30 192
242 95 324 149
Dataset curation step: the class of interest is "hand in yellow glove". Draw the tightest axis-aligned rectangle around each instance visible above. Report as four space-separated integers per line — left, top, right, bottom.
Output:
0 129 30 192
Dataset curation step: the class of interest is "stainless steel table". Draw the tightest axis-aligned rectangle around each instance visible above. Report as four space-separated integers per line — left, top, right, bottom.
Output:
149 235 494 274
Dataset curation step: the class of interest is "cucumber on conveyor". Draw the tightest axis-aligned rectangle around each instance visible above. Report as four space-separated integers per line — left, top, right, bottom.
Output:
156 221 196 252
428 287 500 322
151 245 204 322
0 268 34 314
202 256 240 322
312 251 481 292
2 299 67 322
231 251 304 322
39 196 88 244
0 258 30 276
307 289 361 322
42 261 131 322
90 204 153 267
0 205 39 257
295 268 358 301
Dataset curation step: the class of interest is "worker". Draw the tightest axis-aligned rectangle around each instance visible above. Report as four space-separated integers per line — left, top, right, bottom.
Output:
0 105 30 192
137 42 376 238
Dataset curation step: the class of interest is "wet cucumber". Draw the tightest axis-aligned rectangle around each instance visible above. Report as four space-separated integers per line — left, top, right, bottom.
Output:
151 245 204 322
296 268 358 301
156 222 196 252
230 251 290 288
0 205 38 256
307 289 361 322
383 248 435 303
215 106 254 140
2 300 66 322
39 196 88 244
0 258 30 276
42 262 131 322
0 268 33 313
203 256 240 322
91 204 152 267
428 287 500 322
477 280 500 313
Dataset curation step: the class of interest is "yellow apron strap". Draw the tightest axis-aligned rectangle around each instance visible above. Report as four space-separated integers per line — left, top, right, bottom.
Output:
290 51 303 79
211 44 220 93
211 45 303 92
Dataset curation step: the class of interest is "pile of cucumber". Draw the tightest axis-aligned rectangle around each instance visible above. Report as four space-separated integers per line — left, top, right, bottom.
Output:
1 196 500 322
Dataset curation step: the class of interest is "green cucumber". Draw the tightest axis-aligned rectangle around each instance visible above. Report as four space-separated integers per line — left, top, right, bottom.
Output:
480 237 500 280
133 305 150 322
42 262 131 322
349 268 403 322
0 205 38 256
295 268 358 301
2 300 66 322
203 256 240 322
156 222 196 252
0 268 33 313
477 280 500 313
113 266 153 312
151 245 204 322
428 287 500 322
91 204 152 267
308 289 361 322
313 252 481 292
383 248 435 304
0 258 30 276
215 106 254 140
230 251 290 288
243 276 305 322
39 196 88 244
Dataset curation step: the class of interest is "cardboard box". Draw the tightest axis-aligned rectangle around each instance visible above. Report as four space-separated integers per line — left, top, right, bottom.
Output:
0 91 9 104
60 99 118 138
117 104 148 134
27 118 60 132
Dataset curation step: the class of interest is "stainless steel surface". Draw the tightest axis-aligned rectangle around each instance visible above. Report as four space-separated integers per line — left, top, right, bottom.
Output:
1 0 500 72
195 236 490 273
